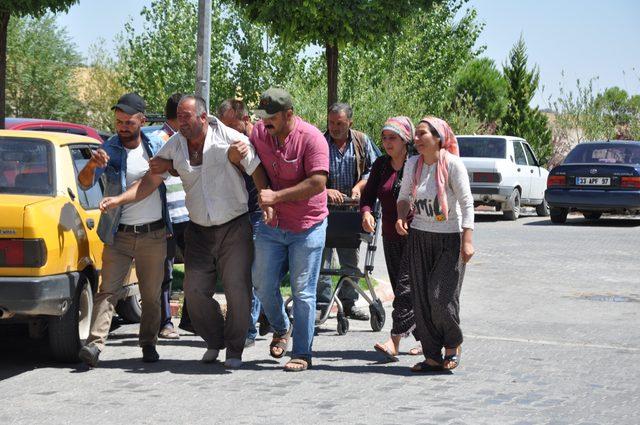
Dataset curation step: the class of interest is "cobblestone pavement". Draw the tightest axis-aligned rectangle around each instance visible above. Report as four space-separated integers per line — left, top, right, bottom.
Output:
1 212 639 424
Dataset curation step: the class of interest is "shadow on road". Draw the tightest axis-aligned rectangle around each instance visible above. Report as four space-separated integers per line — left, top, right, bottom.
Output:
524 217 640 227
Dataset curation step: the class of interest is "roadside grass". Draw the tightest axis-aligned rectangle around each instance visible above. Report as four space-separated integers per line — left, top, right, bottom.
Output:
171 264 376 300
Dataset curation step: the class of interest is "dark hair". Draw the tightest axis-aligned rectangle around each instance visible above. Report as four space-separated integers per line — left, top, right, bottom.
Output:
165 93 183 120
217 98 248 120
328 102 353 119
421 120 441 140
179 95 208 116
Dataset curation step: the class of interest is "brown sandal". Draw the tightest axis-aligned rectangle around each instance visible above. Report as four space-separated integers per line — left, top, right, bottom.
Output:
269 326 292 359
284 357 311 372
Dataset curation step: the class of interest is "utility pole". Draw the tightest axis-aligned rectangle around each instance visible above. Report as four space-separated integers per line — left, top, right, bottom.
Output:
195 0 212 112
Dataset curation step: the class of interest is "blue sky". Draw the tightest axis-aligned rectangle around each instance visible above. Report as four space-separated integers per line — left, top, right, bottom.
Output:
56 0 640 108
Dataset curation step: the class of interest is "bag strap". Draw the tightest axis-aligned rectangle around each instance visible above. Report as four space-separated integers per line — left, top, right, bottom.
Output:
350 129 367 183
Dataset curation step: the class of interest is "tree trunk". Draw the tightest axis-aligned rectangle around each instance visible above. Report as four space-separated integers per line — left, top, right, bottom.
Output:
0 12 9 129
325 41 338 112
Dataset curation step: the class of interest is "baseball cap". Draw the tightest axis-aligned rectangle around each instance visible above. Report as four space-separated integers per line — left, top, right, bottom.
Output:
253 88 293 119
111 92 146 115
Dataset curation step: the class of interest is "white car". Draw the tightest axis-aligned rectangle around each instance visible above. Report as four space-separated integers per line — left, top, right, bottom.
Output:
458 135 549 220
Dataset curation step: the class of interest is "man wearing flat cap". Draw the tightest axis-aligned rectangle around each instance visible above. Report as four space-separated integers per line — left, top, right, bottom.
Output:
77 92 171 367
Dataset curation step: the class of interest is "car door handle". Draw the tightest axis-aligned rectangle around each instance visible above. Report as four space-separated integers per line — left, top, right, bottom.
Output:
530 169 534 173
86 218 95 230
517 168 521 172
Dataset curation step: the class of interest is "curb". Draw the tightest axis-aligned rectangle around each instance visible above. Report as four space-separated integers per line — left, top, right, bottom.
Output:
170 279 395 318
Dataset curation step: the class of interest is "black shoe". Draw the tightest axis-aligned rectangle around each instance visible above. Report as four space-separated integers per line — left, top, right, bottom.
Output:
178 322 196 335
344 305 370 321
142 345 160 363
78 344 100 367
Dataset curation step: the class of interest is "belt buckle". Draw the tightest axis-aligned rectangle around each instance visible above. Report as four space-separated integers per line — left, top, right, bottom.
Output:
133 224 143 234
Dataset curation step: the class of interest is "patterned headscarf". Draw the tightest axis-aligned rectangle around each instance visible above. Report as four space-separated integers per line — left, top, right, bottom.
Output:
412 116 459 221
381 116 415 143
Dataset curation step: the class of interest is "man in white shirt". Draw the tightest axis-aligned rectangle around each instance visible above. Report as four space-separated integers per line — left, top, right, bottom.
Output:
99 95 268 369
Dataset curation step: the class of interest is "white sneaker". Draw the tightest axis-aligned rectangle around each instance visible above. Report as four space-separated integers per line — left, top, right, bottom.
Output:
224 358 243 369
201 349 219 363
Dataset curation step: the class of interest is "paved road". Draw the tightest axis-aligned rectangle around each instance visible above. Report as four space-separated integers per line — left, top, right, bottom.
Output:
1 212 639 424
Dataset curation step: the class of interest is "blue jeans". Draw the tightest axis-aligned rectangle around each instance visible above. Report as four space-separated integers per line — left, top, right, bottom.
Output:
252 218 327 359
247 212 263 340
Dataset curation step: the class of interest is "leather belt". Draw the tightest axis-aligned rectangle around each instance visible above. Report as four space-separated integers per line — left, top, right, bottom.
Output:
117 219 165 234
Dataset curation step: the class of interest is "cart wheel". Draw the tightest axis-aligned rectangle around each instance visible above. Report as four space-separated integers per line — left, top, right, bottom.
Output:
337 316 349 335
369 300 386 332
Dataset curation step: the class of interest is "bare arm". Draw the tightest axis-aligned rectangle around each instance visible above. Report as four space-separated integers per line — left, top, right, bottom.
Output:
99 172 164 211
259 172 327 206
78 148 109 189
395 199 412 236
250 163 269 191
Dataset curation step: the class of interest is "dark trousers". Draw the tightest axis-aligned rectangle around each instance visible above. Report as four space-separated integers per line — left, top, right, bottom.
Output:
382 237 416 337
183 216 253 359
407 229 465 363
160 221 188 329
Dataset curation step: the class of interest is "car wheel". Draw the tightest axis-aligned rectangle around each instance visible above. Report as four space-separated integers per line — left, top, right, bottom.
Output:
583 212 602 220
550 207 568 224
116 290 142 324
503 189 521 220
48 275 93 362
536 199 550 217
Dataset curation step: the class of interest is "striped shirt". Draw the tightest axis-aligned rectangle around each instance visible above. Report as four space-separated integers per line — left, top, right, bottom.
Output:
153 123 189 224
326 130 378 194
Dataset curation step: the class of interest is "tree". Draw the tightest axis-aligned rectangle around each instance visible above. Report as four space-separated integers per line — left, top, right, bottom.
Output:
73 40 125 132
227 0 441 110
6 14 82 121
500 36 552 163
0 0 79 128
117 0 236 114
450 57 508 128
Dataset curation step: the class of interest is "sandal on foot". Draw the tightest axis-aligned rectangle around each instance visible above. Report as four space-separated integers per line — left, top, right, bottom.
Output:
284 357 311 372
373 343 399 362
410 360 443 373
443 347 461 370
269 326 292 359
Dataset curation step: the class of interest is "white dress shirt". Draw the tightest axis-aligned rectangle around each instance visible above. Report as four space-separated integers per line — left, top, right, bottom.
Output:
155 117 261 227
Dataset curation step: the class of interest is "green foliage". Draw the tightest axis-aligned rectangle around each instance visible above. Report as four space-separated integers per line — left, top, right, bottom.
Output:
117 0 233 114
229 0 437 46
549 78 640 167
500 36 552 163
0 0 78 17
449 57 508 126
6 14 82 120
282 0 483 140
117 0 303 113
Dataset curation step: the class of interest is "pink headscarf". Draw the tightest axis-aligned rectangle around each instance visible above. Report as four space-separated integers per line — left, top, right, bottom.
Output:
412 116 459 221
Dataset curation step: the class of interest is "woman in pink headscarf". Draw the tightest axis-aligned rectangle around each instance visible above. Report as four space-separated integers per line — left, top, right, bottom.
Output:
395 116 474 372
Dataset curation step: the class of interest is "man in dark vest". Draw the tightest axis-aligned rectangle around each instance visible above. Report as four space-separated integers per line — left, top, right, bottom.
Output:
316 102 379 320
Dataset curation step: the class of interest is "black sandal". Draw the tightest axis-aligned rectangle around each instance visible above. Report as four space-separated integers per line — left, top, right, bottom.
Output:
410 360 444 373
443 347 461 370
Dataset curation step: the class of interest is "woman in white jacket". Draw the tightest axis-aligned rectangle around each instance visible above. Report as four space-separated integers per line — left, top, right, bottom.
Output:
395 116 475 372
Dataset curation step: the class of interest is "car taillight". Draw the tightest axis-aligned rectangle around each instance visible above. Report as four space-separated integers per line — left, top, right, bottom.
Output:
547 175 566 187
473 172 502 183
620 176 640 189
0 239 47 267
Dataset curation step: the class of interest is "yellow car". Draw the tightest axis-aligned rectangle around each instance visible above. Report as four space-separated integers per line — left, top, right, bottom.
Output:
0 130 139 362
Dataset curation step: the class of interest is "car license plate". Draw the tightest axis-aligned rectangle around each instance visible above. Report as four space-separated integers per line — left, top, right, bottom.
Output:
576 176 611 186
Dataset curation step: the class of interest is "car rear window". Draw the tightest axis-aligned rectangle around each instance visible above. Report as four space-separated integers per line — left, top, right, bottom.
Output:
0 137 53 195
458 137 506 159
564 144 640 165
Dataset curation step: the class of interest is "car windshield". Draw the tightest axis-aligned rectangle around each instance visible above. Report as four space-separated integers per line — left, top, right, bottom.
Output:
564 143 640 165
0 137 53 195
458 137 506 159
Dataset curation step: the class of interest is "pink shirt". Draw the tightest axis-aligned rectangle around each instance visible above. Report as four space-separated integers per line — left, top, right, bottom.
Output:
251 117 329 233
